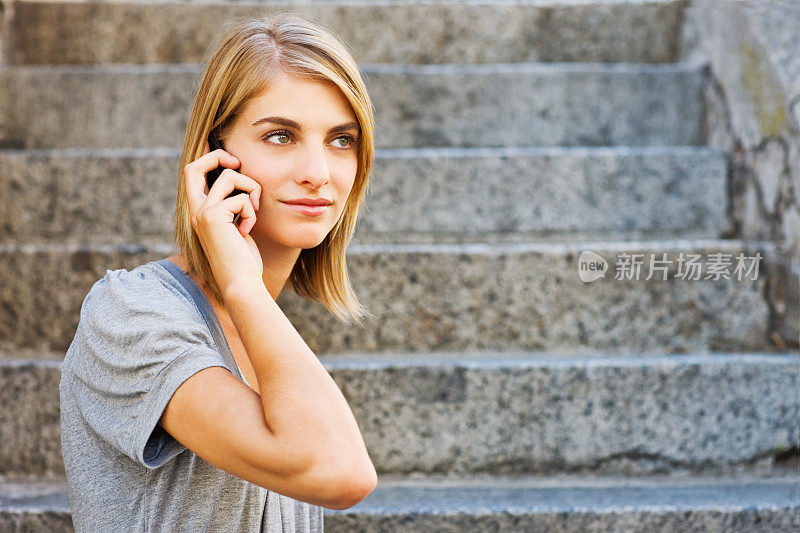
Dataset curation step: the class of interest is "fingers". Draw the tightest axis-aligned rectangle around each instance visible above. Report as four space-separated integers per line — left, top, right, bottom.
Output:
225 193 257 238
205 168 261 211
183 149 246 221
188 147 240 176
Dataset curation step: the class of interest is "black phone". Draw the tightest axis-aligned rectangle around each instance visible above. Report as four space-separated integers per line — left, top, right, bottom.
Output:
207 131 247 225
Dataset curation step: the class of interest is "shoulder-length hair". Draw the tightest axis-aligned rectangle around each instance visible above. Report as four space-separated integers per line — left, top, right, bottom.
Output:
174 11 375 326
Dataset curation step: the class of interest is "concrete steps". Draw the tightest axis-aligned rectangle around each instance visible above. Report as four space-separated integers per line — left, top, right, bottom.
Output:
0 240 775 355
0 63 705 149
326 475 800 531
2 353 796 479
0 146 729 245
1 0 796 530
1 475 798 532
5 1 686 65
0 478 71 533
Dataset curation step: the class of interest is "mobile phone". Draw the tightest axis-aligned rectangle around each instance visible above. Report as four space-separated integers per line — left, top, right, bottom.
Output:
207 131 247 225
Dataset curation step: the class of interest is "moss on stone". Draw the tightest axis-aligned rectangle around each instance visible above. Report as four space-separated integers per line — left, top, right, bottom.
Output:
739 38 787 137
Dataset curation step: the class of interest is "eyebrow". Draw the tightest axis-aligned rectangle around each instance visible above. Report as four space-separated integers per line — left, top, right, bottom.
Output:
251 115 360 135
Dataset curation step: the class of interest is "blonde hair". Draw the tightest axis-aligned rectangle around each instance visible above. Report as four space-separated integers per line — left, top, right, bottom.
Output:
174 11 375 326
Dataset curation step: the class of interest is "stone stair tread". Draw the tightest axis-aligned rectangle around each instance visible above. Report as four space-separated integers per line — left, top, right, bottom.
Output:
1 231 736 248
360 61 704 74
343 237 776 254
0 237 776 254
3 349 796 365
0 144 725 156
0 61 704 149
7 0 686 65
319 350 798 367
353 230 733 246
1 474 797 515
0 237 776 353
0 60 704 74
0 478 69 513
340 474 800 515
2 351 795 478
0 143 730 244
0 346 64 361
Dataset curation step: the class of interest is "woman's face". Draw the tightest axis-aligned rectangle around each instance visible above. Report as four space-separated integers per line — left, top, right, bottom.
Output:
222 72 360 251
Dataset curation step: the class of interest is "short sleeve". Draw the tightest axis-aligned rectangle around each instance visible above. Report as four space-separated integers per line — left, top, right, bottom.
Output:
64 266 233 469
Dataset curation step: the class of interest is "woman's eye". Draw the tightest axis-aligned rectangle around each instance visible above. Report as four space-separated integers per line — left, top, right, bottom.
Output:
333 135 357 148
265 132 291 144
264 131 357 148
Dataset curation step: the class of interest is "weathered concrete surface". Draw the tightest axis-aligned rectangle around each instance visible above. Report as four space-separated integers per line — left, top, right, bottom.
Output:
1 354 797 477
325 476 800 532
0 63 706 150
0 240 776 355
2 475 798 533
685 0 800 347
686 1 800 148
5 1 686 65
0 360 62 478
0 0 9 66
0 146 728 245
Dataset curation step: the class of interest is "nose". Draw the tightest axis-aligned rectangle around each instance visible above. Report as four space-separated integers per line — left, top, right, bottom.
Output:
295 142 331 189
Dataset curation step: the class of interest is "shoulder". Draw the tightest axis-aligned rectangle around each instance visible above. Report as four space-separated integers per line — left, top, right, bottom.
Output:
65 261 216 374
74 261 213 355
81 261 196 321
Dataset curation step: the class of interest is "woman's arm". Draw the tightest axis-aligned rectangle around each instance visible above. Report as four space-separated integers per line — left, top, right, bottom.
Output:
224 275 377 499
159 274 376 510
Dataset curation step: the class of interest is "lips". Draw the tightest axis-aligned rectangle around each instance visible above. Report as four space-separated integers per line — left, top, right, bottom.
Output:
282 199 332 206
281 202 329 217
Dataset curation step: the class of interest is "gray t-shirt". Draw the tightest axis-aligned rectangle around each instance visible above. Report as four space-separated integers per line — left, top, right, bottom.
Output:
59 259 324 532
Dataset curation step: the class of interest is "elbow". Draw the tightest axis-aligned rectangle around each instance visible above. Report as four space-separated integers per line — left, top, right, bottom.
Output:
323 459 378 510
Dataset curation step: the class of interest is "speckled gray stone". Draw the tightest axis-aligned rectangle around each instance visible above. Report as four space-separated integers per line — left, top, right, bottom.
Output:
325 478 800 532
750 139 786 216
743 1 800 114
0 63 705 149
0 477 72 531
279 240 776 355
0 360 62 478
688 0 800 346
0 1 8 67
0 243 163 356
2 475 798 532
0 240 776 355
793 98 800 131
323 353 799 476
689 0 796 149
0 512 72 533
0 146 728 245
1 354 797 478
5 1 686 65
358 146 727 241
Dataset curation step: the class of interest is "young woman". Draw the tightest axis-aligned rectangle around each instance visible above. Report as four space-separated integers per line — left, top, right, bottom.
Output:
59 12 377 531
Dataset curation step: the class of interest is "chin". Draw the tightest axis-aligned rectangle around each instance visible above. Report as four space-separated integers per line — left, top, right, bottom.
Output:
287 231 330 250
302 236 329 249
254 223 330 250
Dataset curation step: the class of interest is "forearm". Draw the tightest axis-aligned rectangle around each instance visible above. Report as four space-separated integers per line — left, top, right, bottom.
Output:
223 277 374 482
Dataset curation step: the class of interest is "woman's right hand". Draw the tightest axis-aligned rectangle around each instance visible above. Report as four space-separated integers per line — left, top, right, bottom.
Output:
183 143 264 297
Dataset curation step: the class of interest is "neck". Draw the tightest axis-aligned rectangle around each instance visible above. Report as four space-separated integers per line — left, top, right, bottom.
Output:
167 239 301 308
254 236 303 301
